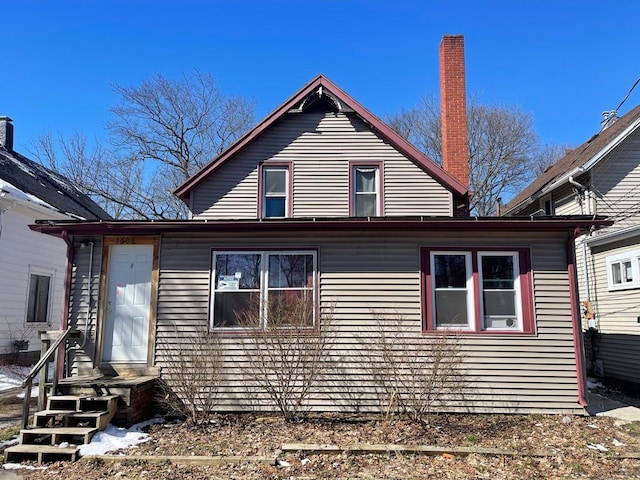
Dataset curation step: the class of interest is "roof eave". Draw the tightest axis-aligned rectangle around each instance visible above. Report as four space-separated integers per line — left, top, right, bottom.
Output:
30 216 612 238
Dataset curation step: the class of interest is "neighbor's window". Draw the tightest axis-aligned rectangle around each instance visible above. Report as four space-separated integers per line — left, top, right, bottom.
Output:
26 273 51 323
606 250 640 291
540 195 554 215
211 250 316 329
351 164 380 216
261 165 289 218
423 248 533 333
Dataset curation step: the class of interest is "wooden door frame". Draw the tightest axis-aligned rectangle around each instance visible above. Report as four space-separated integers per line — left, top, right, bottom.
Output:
97 236 160 367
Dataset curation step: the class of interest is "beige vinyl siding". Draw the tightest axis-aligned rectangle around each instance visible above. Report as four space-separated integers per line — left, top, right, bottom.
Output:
67 237 104 376
191 110 452 219
153 229 584 414
588 239 640 383
592 128 640 231
590 241 640 336
578 130 640 384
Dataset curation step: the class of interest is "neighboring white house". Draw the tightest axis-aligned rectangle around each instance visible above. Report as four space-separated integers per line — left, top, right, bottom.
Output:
0 116 110 360
503 104 640 387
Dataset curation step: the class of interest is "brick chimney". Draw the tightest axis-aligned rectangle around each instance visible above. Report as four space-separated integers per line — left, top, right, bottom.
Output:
439 35 468 189
0 116 14 151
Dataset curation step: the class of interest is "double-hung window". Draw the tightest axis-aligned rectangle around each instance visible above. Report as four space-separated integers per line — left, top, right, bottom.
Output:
26 272 52 324
211 250 317 330
423 248 533 333
606 249 640 291
350 163 381 217
432 252 473 328
260 165 290 218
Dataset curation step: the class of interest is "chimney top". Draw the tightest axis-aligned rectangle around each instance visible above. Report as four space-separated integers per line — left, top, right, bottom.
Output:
0 116 14 152
439 35 469 191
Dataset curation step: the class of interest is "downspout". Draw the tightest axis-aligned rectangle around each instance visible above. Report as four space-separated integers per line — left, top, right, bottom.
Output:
567 227 588 407
59 232 74 379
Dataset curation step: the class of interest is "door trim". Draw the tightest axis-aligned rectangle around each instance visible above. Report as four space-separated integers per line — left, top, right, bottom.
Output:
97 236 160 367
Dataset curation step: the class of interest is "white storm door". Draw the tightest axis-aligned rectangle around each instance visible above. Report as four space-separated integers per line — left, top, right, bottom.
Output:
103 244 153 363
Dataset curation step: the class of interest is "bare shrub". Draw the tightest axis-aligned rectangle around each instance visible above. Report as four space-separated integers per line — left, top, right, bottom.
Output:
156 326 222 425
363 312 469 422
237 294 334 421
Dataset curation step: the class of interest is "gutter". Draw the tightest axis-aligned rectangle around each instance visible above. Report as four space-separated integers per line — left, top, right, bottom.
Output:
541 167 585 196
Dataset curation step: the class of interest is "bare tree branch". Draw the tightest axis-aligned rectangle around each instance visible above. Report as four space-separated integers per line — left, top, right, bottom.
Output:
30 70 255 219
387 97 566 215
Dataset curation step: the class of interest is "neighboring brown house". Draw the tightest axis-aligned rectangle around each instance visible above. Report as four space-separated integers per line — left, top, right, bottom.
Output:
504 104 640 387
32 37 607 414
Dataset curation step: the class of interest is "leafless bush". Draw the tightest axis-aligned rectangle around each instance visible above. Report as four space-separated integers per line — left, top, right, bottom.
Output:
363 312 469 422
237 294 334 421
156 326 222 425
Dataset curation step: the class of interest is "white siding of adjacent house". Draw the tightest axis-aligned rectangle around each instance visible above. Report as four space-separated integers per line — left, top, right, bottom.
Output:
145 229 583 414
191 110 452 219
0 203 67 354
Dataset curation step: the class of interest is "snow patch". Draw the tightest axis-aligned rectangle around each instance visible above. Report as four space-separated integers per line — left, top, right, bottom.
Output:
79 417 165 457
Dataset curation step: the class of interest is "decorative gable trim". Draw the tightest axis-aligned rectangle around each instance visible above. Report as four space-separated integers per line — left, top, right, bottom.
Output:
174 75 468 203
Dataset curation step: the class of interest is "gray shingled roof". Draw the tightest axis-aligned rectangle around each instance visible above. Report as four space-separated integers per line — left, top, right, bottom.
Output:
505 104 640 213
0 147 111 220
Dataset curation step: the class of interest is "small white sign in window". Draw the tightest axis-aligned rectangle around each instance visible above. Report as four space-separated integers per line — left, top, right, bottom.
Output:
218 275 240 290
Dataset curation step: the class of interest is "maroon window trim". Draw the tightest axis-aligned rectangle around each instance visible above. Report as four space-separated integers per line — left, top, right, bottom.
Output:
257 162 293 219
421 247 535 335
349 161 384 216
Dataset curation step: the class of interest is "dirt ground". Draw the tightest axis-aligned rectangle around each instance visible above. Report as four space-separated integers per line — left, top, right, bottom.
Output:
7 410 640 480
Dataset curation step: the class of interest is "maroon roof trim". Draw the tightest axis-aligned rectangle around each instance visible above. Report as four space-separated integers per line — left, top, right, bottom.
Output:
173 75 468 201
30 216 611 238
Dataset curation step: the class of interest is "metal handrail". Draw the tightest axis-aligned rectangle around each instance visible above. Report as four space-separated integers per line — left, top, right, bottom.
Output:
20 327 75 428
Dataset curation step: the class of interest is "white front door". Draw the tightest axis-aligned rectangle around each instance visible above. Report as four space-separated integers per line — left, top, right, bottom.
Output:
103 244 153 363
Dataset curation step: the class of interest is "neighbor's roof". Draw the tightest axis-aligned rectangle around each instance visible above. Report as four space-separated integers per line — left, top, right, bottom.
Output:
174 74 468 201
504 104 640 214
0 147 111 220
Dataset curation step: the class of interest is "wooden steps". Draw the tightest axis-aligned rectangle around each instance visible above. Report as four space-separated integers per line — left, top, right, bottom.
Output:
4 394 119 464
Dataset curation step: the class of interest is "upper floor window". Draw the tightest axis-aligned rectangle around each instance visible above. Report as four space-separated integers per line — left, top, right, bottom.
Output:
350 162 382 216
606 249 640 291
260 165 290 218
423 248 534 334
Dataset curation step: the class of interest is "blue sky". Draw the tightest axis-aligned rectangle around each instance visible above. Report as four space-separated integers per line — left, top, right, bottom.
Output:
4 0 640 154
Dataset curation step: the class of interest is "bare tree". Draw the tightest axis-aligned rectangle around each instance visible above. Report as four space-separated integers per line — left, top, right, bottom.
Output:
30 70 255 219
362 312 469 422
388 96 565 216
238 294 335 422
155 326 223 425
